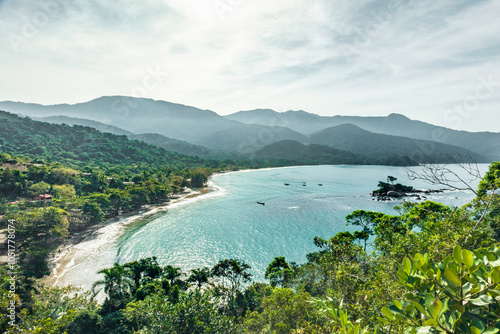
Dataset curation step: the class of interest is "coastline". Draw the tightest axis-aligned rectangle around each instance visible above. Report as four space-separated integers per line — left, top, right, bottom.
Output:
43 165 361 290
45 184 219 289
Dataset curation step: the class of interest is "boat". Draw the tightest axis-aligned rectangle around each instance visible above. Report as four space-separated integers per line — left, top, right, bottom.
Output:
284 183 290 186
318 183 323 186
257 201 265 206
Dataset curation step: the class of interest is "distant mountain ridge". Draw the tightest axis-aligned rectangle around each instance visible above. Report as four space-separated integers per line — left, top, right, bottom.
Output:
309 124 487 163
226 109 500 159
0 96 240 143
0 96 497 163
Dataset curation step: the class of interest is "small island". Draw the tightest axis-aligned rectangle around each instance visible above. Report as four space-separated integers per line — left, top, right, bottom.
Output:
371 176 445 201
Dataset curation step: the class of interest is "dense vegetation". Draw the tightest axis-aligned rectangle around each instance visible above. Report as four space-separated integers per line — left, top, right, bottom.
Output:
0 111 499 333
0 151 215 280
255 140 418 166
309 124 488 164
0 110 238 170
1 158 498 333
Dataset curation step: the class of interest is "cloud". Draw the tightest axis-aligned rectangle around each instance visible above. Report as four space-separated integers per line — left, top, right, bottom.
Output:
0 0 499 131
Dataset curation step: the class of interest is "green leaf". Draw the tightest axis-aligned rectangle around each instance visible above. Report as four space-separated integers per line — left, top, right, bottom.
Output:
429 298 442 319
490 267 500 283
483 327 500 334
416 327 434 334
422 319 438 326
453 245 463 264
462 282 473 297
381 307 394 321
403 257 411 275
471 327 481 334
469 295 495 306
462 249 474 269
444 268 461 287
410 300 426 314
489 257 500 267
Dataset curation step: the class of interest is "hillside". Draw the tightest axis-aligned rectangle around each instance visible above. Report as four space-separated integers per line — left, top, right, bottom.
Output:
226 109 325 135
0 96 241 143
226 110 500 160
33 115 134 136
254 140 364 165
0 110 207 168
196 124 308 152
309 124 488 163
128 133 215 158
2 96 498 161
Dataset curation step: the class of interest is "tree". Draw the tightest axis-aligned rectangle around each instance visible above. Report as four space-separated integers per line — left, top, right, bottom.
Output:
92 263 133 313
346 210 385 251
187 267 211 288
27 181 51 197
382 245 500 333
264 257 294 288
52 184 76 199
387 176 397 185
211 258 252 317
189 168 211 188
314 297 374 334
122 257 162 295
163 265 183 285
243 288 331 334
211 258 252 294
14 285 100 334
124 290 237 334
82 202 104 224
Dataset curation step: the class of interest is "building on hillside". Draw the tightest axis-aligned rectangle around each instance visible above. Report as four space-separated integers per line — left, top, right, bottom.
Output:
34 194 53 202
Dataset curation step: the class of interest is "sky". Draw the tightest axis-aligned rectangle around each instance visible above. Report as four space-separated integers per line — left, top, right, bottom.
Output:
0 0 499 132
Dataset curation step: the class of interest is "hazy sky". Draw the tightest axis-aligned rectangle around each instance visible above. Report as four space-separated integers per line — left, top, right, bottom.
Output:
1 0 499 131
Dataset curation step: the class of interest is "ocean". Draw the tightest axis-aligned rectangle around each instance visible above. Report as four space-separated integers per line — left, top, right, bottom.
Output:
112 164 487 281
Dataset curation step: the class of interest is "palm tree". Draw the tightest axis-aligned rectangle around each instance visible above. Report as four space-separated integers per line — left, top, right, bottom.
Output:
92 263 133 312
163 265 183 284
188 267 211 288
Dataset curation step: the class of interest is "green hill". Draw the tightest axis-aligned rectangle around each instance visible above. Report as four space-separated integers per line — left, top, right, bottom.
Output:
33 115 134 136
254 140 363 165
0 110 207 169
309 124 488 164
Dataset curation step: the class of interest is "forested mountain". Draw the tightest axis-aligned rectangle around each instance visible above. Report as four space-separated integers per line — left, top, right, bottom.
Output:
1 96 498 161
33 115 134 136
309 124 488 163
254 140 364 166
226 109 326 134
227 110 500 159
195 124 308 152
33 115 235 159
0 96 240 143
0 110 210 169
128 133 216 158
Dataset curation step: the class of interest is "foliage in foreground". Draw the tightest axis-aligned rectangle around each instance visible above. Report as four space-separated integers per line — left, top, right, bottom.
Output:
1 162 499 333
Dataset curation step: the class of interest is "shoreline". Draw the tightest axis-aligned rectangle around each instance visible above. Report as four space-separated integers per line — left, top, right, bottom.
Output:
45 184 218 288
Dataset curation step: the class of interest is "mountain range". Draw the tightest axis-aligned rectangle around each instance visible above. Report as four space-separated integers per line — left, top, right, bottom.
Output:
0 96 497 164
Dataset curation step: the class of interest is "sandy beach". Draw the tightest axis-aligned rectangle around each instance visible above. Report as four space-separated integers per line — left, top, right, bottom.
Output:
45 183 218 290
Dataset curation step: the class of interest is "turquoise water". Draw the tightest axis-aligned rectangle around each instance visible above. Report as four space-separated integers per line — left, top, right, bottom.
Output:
115 165 487 281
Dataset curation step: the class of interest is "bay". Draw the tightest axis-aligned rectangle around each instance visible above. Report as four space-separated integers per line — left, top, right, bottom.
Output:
114 164 488 281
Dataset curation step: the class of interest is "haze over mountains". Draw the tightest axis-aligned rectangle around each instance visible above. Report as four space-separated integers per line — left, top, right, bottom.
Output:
0 96 497 164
